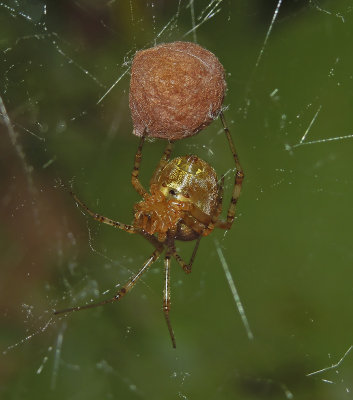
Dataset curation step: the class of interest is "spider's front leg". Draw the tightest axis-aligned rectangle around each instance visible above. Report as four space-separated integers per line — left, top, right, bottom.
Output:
132 132 174 197
151 140 173 182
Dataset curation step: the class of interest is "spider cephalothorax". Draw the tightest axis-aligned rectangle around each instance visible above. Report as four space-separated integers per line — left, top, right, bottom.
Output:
133 183 192 241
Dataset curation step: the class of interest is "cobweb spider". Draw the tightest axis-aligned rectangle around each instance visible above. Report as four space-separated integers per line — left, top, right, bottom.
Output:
55 111 244 348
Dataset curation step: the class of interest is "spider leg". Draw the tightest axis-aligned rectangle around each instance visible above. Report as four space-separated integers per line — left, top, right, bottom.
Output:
163 251 176 348
131 132 148 197
215 175 225 221
70 191 136 233
150 140 173 183
186 235 202 271
216 111 244 230
139 230 165 251
169 235 202 274
54 247 162 315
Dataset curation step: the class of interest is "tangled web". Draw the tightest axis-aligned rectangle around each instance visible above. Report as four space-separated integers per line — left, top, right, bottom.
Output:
1 1 353 399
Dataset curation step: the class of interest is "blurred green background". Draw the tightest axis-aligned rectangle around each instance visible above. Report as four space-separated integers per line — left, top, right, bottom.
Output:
1 1 353 399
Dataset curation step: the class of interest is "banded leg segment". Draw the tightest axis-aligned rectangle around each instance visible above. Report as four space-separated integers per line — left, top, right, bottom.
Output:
70 191 135 233
151 141 173 183
131 133 147 197
54 248 161 314
212 175 225 224
217 111 244 230
169 235 202 274
163 252 176 348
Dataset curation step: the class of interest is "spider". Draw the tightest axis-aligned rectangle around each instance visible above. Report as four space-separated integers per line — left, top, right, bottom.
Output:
55 111 243 348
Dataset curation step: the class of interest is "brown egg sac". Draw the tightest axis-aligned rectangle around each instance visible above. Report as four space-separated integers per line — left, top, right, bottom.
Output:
129 41 226 140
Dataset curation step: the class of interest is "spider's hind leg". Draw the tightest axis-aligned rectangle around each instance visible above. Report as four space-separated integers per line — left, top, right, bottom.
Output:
217 112 244 230
54 247 162 314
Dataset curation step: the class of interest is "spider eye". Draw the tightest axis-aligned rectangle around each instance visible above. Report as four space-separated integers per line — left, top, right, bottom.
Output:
169 189 177 196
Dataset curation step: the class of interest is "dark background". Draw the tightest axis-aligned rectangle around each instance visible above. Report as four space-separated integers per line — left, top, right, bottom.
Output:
1 1 353 399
